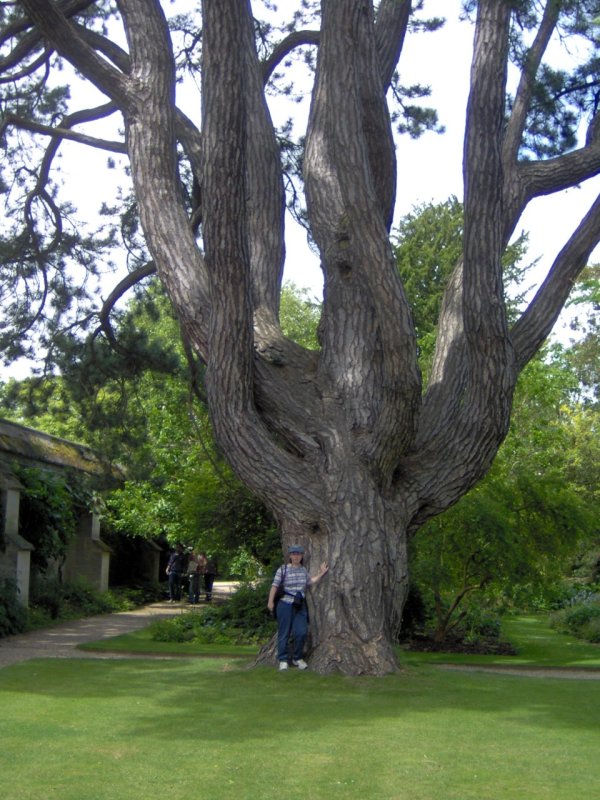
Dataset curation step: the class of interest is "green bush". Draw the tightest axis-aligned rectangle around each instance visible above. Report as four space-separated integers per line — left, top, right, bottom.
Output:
550 594 600 643
204 580 273 633
582 615 600 643
28 577 131 629
149 580 275 645
30 576 64 619
149 615 200 643
0 579 28 637
108 583 164 608
461 607 502 644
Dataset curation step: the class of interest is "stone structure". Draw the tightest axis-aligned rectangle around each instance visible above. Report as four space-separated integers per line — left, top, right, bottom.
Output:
0 471 34 606
0 419 123 605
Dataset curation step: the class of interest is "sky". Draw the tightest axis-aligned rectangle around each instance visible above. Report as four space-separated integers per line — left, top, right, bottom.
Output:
2 0 598 380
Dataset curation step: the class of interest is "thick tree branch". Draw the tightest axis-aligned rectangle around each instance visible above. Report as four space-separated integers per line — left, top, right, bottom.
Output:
96 261 157 349
261 29 320 85
240 0 287 323
305 0 419 483
511 192 600 369
502 0 560 168
115 0 209 355
374 0 411 90
519 145 600 202
1 106 126 153
201 0 323 520
76 23 204 179
20 0 130 108
405 1 516 527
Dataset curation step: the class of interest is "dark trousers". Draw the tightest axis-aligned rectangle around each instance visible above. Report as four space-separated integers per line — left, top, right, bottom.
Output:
276 600 308 662
188 573 200 603
204 573 215 601
168 571 182 601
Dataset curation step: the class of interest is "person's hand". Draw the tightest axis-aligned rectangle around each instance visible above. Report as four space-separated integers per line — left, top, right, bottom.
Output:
320 562 329 576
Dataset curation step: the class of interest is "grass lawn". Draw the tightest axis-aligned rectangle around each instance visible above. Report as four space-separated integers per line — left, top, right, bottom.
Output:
77 624 259 659
1 616 599 800
402 614 600 669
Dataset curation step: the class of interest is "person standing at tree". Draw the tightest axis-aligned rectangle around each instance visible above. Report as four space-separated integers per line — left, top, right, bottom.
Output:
165 543 186 602
268 545 329 671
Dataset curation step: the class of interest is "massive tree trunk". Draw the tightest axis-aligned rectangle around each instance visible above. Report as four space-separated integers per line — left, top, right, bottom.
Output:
16 0 600 674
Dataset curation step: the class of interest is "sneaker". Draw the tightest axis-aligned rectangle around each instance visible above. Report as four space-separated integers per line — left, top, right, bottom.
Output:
278 661 289 671
292 659 308 670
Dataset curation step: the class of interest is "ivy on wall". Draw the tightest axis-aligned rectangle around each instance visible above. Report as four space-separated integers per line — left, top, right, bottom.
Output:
15 465 96 572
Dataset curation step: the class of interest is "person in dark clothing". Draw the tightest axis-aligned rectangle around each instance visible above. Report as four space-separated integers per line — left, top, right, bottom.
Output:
166 543 186 601
203 554 217 602
187 550 201 604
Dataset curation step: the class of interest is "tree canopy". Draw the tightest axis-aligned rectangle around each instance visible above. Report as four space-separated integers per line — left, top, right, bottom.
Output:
1 1 599 674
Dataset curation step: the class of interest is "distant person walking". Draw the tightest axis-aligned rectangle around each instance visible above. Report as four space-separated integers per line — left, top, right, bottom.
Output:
187 550 202 604
166 543 186 602
203 555 217 602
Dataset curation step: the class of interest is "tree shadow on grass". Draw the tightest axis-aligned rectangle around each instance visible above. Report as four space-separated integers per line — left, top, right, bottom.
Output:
1 655 599 743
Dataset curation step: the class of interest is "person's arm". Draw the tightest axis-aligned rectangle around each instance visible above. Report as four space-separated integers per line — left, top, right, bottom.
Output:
309 562 329 588
267 584 278 612
267 566 283 612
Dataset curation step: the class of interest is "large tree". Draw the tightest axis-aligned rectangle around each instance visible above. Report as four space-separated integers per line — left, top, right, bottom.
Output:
2 1 600 674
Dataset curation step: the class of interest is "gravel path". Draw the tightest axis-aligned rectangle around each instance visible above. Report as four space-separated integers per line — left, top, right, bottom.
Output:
0 583 239 670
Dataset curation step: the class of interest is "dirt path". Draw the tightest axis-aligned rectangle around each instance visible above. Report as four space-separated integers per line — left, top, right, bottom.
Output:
0 582 239 670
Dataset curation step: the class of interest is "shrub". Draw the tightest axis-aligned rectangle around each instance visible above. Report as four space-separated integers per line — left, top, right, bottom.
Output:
109 583 164 608
205 580 273 634
27 577 133 629
149 580 275 645
461 607 502 644
0 579 27 637
399 584 428 641
550 594 600 644
150 615 201 643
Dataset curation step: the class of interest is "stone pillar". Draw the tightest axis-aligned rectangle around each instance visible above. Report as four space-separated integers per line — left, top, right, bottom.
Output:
0 472 34 606
62 511 112 592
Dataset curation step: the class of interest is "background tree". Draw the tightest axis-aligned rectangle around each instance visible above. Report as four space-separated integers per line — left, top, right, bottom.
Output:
2 1 600 674
410 350 599 643
393 199 599 643
0 281 316 575
392 196 531 375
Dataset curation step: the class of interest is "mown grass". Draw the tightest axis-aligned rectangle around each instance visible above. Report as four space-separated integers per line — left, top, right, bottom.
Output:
1 615 599 800
402 614 600 669
77 623 258 658
80 612 600 669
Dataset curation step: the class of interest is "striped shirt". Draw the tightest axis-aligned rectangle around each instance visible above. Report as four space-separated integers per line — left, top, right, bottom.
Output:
272 565 311 604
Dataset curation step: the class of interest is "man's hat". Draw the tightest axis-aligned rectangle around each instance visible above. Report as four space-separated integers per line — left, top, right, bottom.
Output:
288 544 305 554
